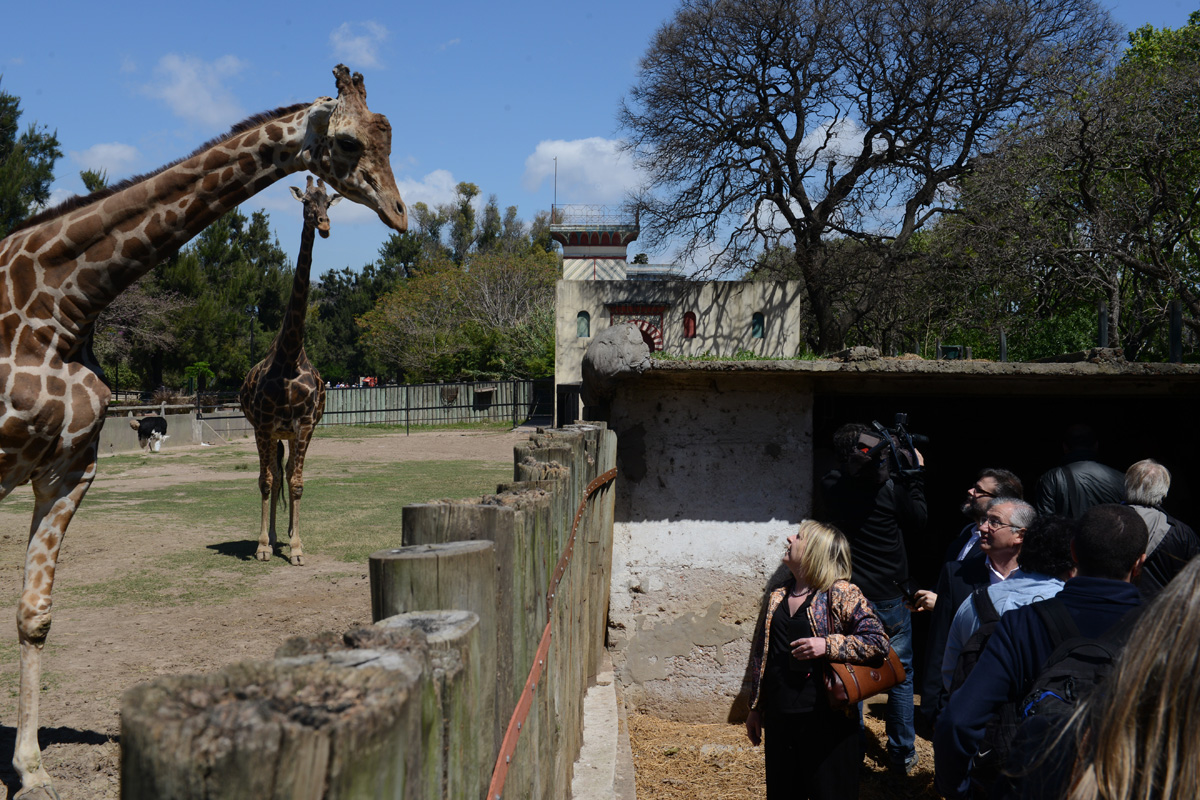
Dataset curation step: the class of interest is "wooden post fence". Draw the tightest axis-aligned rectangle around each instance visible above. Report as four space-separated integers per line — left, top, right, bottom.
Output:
120 423 618 800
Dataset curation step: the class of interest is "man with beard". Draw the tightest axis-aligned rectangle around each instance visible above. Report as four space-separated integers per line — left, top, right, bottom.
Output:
943 469 1024 564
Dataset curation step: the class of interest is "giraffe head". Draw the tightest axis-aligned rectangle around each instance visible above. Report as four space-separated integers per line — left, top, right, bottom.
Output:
301 64 408 232
290 176 342 239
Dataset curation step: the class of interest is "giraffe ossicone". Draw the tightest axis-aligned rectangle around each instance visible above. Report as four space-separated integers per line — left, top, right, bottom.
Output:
239 175 338 566
0 66 405 798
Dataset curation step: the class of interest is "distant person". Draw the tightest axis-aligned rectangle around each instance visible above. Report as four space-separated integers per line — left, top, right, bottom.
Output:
1123 458 1198 597
744 520 889 799
819 423 926 774
945 469 1024 563
940 514 1075 694
1030 555 1200 800
1034 424 1125 518
934 504 1147 798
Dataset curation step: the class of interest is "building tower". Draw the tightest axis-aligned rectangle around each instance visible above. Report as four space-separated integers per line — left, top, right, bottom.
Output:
551 205 639 281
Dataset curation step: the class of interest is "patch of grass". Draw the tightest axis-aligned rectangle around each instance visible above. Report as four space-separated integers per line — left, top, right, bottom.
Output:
55 458 511 606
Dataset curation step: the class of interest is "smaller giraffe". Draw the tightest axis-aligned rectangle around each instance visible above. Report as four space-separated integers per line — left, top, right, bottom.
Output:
239 176 338 565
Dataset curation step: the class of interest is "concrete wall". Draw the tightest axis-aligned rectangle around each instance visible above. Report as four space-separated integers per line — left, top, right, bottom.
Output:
98 412 206 457
605 370 813 722
556 280 807 388
601 356 1200 723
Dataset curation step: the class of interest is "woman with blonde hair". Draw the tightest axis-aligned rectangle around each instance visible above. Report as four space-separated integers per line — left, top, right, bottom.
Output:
1046 555 1200 799
745 520 889 799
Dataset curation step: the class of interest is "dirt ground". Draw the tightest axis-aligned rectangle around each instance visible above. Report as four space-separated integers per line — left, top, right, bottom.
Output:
0 427 530 799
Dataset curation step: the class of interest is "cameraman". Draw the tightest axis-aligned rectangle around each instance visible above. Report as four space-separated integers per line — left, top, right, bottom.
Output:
818 422 927 775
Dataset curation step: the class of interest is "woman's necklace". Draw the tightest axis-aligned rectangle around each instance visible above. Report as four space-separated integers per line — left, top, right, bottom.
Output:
788 585 811 599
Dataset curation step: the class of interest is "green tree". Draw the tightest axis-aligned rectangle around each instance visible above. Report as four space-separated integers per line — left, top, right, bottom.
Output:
359 250 558 381
308 259 405 383
448 181 480 264
141 208 291 389
618 0 1121 353
947 12 1200 360
0 78 62 239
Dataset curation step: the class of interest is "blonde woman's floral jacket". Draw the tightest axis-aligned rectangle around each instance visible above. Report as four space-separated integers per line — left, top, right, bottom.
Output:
747 578 890 712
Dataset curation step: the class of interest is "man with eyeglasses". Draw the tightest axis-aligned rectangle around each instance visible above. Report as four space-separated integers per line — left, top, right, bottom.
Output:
944 469 1025 564
918 499 1036 728
934 505 1146 799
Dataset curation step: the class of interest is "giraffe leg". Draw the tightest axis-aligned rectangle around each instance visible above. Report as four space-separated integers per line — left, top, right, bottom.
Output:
284 429 314 566
13 452 95 799
254 433 279 562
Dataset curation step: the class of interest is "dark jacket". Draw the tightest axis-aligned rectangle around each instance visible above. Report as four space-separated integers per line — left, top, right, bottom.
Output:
933 577 1143 798
747 578 890 712
944 522 982 563
921 553 990 724
819 470 927 602
1131 505 1199 597
1033 453 1125 519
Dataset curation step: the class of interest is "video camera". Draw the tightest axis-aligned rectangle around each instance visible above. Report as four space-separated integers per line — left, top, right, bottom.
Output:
849 413 928 482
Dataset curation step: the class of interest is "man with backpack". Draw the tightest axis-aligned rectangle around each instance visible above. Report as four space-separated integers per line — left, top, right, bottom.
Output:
933 504 1147 799
940 515 1076 696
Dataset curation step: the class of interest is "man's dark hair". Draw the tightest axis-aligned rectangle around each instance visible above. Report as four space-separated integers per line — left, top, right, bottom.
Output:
1017 515 1075 578
833 423 871 466
1073 504 1148 580
979 468 1023 500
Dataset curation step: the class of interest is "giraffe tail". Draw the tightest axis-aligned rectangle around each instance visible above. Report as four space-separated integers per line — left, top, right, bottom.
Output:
274 440 289 512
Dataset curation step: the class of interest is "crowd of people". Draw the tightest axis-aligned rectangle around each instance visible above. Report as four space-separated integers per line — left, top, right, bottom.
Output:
743 423 1199 799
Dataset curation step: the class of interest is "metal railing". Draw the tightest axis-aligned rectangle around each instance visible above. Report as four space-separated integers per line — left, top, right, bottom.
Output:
550 204 638 227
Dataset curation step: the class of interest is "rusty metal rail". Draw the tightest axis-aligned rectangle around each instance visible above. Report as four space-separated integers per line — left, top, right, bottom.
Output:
487 466 618 800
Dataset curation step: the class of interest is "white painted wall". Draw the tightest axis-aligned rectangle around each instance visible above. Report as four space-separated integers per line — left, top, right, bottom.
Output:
605 371 814 721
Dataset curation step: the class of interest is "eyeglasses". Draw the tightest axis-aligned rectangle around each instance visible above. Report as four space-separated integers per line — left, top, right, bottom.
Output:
982 516 1024 531
969 485 996 498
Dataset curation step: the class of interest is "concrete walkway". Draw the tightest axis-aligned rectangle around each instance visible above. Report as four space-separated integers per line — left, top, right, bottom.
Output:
570 650 637 799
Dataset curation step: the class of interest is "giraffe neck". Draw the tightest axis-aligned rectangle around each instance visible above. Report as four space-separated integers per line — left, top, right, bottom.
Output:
271 221 317 366
0 102 331 355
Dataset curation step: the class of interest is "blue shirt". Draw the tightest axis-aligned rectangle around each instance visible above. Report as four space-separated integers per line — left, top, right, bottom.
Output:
940 570 1065 691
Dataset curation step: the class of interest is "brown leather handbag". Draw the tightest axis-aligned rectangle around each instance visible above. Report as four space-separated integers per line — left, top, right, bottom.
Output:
823 591 906 707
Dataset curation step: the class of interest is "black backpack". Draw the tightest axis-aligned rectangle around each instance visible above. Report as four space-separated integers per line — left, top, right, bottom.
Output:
949 586 1002 694
968 597 1129 797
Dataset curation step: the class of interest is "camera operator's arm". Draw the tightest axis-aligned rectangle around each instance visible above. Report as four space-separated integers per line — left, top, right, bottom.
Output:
892 450 928 532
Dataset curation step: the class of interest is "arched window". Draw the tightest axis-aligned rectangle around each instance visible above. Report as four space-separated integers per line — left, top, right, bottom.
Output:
577 311 591 338
751 311 765 339
683 311 697 339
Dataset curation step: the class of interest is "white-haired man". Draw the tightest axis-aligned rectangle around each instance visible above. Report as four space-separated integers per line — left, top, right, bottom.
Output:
1125 458 1197 596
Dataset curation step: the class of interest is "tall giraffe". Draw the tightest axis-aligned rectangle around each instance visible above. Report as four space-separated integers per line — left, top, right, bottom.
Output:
239 176 337 566
0 66 406 799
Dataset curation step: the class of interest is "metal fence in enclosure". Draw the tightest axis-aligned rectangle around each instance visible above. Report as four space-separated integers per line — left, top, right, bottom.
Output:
107 380 553 442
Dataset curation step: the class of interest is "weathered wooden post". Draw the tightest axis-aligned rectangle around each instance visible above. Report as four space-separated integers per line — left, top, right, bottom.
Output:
121 649 431 800
368 540 499 759
376 611 490 800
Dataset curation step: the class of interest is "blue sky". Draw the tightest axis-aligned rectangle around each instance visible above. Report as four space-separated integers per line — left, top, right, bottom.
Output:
2 0 1195 274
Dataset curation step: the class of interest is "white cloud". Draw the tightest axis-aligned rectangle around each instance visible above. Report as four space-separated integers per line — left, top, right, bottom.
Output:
522 138 641 204
397 169 460 211
438 38 461 52
143 54 247 129
799 117 867 166
70 143 141 177
330 22 389 69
